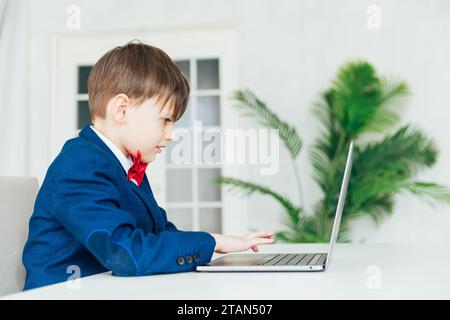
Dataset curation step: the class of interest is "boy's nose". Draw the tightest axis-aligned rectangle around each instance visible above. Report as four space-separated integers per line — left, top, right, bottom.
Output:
165 127 175 141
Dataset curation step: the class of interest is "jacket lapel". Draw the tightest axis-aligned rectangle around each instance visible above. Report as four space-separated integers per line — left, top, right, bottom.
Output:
130 180 161 232
79 125 162 232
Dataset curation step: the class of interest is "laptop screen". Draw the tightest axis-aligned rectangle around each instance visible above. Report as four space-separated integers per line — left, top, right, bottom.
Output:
325 141 354 269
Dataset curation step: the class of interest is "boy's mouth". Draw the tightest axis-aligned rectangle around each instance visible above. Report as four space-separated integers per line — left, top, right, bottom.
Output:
155 146 165 153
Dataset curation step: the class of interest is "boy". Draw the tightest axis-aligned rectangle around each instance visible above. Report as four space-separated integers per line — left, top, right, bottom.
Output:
22 41 274 290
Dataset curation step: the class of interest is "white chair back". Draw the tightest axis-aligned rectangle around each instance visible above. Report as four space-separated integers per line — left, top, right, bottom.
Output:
0 176 39 296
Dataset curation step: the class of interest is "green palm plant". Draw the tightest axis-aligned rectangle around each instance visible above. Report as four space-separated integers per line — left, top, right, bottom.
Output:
215 61 450 243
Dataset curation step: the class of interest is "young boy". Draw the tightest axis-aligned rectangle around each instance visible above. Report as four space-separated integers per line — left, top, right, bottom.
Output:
22 41 274 290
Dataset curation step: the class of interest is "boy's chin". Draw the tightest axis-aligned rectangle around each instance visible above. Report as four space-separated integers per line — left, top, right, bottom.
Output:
143 152 157 163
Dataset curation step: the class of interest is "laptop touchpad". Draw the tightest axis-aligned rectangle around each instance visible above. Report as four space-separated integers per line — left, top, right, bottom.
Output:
209 254 262 266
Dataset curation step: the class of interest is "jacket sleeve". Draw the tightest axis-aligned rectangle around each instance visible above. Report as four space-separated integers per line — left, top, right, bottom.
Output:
52 157 216 277
159 207 179 232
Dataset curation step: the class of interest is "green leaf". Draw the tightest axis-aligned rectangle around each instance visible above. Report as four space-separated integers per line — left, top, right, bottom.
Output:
324 61 410 136
214 176 302 226
232 89 302 158
341 126 438 224
366 79 409 132
352 125 437 181
403 182 450 205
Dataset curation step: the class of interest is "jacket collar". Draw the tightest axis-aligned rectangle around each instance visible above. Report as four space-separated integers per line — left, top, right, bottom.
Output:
79 124 127 175
90 125 133 174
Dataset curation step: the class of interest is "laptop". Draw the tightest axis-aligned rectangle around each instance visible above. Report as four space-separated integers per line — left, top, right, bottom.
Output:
196 141 354 272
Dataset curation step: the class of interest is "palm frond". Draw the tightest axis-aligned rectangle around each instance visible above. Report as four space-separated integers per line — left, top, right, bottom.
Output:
403 182 450 205
214 176 302 226
278 214 328 243
353 194 396 225
326 61 382 136
338 126 437 225
352 125 437 181
366 79 409 132
232 89 302 158
324 61 411 136
310 101 342 190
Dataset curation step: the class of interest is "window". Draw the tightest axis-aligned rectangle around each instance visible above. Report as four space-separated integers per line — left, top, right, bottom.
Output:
77 65 93 129
165 58 222 233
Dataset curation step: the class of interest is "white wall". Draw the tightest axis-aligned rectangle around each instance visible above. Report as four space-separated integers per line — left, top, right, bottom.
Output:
26 0 450 247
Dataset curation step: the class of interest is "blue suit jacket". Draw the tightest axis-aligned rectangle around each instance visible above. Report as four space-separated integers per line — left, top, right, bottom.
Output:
22 125 216 290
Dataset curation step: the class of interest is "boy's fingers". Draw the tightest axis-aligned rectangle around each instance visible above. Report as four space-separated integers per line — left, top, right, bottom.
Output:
257 231 274 237
246 231 274 239
251 237 274 246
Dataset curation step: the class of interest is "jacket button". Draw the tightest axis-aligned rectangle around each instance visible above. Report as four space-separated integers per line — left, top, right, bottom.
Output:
193 254 200 262
186 255 193 264
177 256 185 266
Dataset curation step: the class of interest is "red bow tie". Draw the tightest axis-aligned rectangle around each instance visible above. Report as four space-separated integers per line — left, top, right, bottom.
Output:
127 150 149 187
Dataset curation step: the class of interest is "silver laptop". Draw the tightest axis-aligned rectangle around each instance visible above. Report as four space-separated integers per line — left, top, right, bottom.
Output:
197 141 354 272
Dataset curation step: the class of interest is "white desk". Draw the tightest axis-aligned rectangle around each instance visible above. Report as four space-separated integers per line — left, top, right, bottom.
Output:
3 243 450 299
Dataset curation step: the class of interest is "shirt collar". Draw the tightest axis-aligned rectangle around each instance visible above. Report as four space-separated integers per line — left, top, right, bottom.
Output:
90 125 133 174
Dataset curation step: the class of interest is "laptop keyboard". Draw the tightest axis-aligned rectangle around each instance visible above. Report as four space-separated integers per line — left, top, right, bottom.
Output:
255 253 325 266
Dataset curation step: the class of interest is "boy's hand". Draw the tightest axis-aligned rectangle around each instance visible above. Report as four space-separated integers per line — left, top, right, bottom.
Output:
210 231 275 254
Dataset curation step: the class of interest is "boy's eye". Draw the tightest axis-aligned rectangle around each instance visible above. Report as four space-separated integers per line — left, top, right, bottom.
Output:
163 118 171 125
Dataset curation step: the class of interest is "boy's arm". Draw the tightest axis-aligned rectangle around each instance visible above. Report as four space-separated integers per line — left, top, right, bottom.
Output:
158 207 179 232
52 163 215 277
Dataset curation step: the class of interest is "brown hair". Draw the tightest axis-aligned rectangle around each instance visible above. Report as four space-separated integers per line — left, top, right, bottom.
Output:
87 40 189 121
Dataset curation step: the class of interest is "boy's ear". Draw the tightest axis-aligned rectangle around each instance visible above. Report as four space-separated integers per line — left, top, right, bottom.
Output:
110 94 130 124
